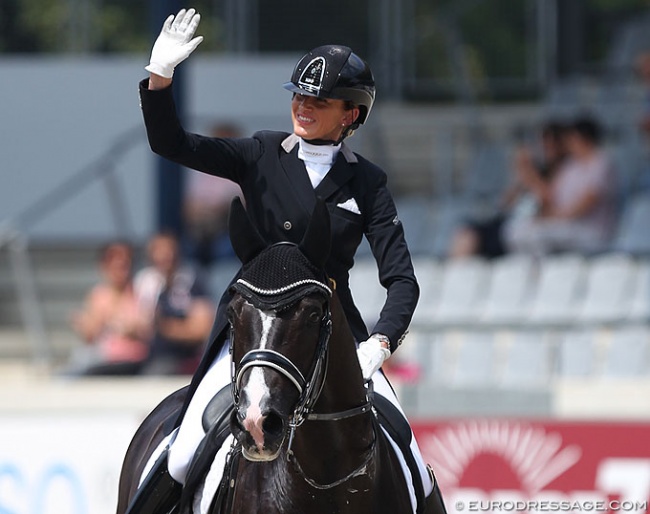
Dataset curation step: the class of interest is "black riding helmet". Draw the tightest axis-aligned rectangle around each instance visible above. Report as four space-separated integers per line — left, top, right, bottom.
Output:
283 45 376 133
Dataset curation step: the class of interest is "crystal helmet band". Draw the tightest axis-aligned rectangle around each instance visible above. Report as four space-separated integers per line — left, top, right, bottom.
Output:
283 44 376 128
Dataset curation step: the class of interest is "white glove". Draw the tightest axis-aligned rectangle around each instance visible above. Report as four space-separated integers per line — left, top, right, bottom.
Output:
356 335 391 381
146 8 203 79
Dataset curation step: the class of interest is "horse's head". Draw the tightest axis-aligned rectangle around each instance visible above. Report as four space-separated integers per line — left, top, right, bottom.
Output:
227 198 333 462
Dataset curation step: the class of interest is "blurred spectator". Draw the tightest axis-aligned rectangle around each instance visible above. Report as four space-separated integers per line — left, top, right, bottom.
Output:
504 116 618 257
449 121 568 259
67 241 150 376
182 122 243 270
135 232 215 375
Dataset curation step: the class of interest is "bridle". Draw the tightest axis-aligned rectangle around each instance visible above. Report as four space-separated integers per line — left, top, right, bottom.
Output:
229 279 374 489
230 300 334 431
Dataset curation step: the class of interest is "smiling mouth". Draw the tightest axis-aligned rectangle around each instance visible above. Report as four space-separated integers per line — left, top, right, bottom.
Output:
296 113 314 124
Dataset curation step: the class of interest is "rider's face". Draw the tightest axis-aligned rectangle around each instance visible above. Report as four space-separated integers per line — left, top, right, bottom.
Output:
291 94 358 142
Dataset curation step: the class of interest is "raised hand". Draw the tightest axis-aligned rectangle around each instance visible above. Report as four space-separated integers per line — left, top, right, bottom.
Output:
145 8 203 79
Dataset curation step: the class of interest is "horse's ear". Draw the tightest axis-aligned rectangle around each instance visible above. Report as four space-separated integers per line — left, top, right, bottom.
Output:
299 198 331 268
228 197 266 264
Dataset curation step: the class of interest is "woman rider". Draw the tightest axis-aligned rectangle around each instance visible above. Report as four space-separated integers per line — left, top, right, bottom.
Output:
128 8 443 514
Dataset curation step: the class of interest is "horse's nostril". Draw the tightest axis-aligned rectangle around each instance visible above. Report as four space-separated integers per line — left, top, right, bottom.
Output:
262 412 284 438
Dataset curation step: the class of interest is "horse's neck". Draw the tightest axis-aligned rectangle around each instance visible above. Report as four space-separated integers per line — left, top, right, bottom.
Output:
318 292 369 412
286 293 375 488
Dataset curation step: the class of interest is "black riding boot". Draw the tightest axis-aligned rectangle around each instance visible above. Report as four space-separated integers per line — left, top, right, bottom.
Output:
125 448 182 514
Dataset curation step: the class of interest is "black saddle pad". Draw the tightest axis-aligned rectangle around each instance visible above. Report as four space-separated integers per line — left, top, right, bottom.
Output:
179 387 235 514
369 391 412 447
369 390 426 514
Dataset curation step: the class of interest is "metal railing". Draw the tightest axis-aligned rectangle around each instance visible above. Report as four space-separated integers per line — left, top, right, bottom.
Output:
0 127 144 366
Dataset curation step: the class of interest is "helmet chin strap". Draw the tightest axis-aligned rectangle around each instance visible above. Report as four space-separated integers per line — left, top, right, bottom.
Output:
304 121 359 146
303 137 339 146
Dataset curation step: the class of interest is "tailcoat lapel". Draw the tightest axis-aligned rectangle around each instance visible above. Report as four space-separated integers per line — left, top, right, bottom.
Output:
280 134 359 208
279 135 317 215
314 145 357 201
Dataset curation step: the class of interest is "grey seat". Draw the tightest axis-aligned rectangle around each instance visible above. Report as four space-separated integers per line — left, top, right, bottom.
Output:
575 253 637 325
411 257 442 327
500 330 552 386
628 260 650 323
526 254 586 327
557 330 596 377
451 331 495 387
480 254 536 326
613 193 650 256
348 258 385 327
407 329 450 385
395 196 437 256
431 257 489 327
602 325 649 377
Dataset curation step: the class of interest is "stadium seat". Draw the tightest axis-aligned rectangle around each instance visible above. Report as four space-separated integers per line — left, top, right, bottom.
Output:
407 329 450 385
431 257 490 327
411 257 442 326
613 192 650 256
451 331 496 386
602 325 650 377
500 330 552 386
480 254 536 326
557 329 596 377
575 253 637 325
429 198 471 259
628 260 650 322
395 196 437 256
526 254 586 327
348 258 385 327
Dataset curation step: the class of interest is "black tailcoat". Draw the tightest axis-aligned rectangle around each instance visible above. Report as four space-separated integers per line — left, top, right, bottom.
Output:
138 80 419 410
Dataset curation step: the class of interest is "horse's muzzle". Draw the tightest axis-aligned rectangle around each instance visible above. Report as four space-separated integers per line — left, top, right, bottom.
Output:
231 407 287 462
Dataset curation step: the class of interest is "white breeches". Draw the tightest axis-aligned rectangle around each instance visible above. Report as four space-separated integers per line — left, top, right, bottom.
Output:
167 343 433 499
168 343 232 483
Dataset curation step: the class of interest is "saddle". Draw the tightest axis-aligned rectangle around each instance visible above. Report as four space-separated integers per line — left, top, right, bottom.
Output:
369 390 427 513
180 386 427 514
179 387 236 514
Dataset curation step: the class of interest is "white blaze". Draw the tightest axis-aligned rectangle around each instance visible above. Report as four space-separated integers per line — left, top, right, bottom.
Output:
241 310 275 448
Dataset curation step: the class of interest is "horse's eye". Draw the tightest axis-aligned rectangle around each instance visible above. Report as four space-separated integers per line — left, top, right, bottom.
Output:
308 309 322 324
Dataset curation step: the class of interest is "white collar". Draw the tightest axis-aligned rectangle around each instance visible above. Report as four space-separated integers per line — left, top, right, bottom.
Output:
281 134 358 164
298 139 340 165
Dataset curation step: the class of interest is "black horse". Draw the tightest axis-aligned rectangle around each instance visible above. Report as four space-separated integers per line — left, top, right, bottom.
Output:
117 199 446 514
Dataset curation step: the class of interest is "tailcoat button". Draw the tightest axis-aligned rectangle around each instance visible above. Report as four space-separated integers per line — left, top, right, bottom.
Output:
283 221 292 230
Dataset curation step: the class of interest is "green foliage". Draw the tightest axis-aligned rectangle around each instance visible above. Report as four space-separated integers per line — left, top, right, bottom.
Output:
0 0 223 54
412 0 529 99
